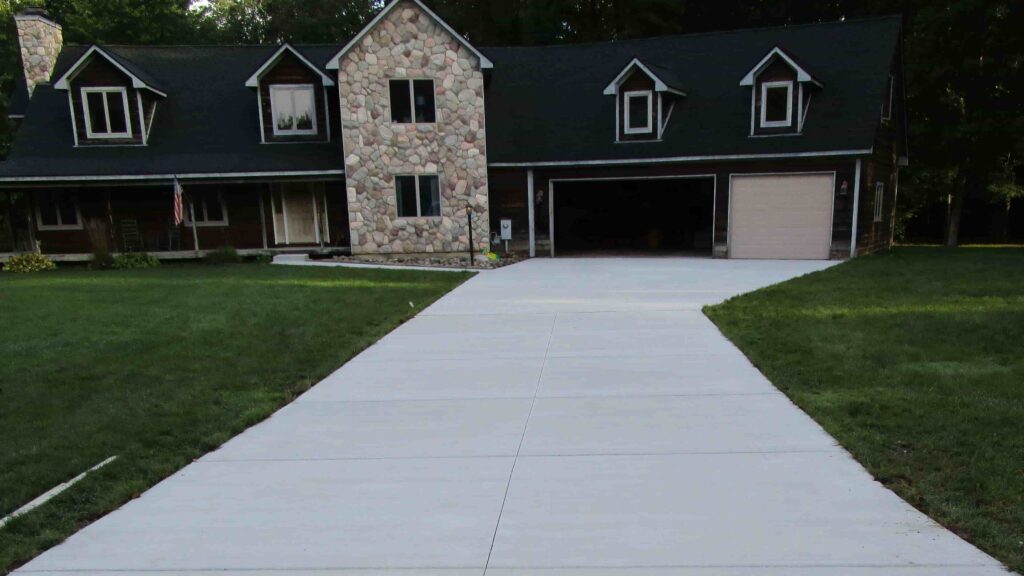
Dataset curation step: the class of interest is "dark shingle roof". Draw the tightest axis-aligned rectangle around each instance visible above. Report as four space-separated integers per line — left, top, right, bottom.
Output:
8 74 29 117
480 16 901 165
0 44 344 180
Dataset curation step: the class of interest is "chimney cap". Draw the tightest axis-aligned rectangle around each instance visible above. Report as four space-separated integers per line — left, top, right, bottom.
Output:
16 6 57 21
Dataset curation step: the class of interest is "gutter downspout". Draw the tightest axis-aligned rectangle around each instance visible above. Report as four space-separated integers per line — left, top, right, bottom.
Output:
850 158 862 258
527 169 535 258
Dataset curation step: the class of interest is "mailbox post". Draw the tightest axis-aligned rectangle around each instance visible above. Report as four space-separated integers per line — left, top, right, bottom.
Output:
500 219 512 254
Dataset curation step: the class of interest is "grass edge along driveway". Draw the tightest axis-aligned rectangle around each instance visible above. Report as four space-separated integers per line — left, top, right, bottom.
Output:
0 263 470 574
705 247 1024 574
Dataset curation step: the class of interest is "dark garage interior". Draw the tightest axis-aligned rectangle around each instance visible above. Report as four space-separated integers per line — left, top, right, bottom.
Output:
553 177 715 254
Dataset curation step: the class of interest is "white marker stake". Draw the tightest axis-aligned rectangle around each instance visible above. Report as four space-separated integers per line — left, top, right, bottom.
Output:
0 456 118 529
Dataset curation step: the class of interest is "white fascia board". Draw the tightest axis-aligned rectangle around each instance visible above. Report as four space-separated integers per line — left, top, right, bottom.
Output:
53 45 168 97
603 58 687 96
0 169 346 184
326 0 492 71
489 148 872 168
245 44 336 88
739 46 822 87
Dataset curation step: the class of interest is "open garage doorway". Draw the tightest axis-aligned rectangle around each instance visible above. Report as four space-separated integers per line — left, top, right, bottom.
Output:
551 176 715 255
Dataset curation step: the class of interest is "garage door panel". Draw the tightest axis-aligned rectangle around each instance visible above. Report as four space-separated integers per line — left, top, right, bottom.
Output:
729 174 834 260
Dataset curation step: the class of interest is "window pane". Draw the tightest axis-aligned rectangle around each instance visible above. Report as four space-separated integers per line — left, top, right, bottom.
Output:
418 175 440 217
57 192 78 225
389 80 412 123
86 92 107 134
413 80 436 123
106 92 128 134
395 176 417 217
205 192 224 222
38 191 59 226
764 85 789 123
272 87 296 132
627 94 649 129
293 88 315 131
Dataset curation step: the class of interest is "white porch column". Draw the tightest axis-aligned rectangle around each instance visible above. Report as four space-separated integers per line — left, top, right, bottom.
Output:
527 169 535 258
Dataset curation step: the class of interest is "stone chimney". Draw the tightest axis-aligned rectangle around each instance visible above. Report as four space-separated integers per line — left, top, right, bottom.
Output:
14 7 63 96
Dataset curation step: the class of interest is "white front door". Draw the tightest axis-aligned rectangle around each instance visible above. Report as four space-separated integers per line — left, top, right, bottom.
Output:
271 182 322 245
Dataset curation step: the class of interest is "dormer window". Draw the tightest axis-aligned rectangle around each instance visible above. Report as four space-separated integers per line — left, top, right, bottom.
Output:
624 91 653 134
82 87 131 139
270 84 317 136
741 47 822 136
760 81 793 128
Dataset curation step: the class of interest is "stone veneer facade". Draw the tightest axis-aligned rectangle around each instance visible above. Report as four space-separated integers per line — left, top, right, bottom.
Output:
338 1 489 256
15 13 63 96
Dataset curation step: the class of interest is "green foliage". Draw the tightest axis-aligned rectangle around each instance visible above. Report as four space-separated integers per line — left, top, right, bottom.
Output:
111 252 160 269
205 245 240 264
252 251 273 264
2 252 56 272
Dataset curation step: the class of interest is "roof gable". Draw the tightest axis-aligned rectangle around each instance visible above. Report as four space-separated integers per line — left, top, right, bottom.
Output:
739 46 822 87
602 58 687 96
245 43 335 88
325 0 492 70
53 45 167 97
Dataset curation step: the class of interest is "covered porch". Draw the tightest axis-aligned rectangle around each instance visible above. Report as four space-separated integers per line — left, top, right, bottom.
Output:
0 177 349 260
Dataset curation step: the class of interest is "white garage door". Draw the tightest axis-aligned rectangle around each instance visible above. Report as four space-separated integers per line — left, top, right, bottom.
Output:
729 173 834 259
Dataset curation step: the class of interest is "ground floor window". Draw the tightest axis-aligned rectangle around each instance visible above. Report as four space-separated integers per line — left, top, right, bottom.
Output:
396 175 441 218
874 182 885 222
186 190 228 226
36 190 82 230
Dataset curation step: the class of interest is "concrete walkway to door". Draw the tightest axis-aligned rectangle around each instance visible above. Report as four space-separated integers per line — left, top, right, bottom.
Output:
16 258 1007 575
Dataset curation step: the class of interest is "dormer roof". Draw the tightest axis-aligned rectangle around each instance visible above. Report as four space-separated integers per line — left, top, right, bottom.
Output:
739 46 822 87
245 43 336 88
53 45 168 97
326 0 493 71
602 58 687 96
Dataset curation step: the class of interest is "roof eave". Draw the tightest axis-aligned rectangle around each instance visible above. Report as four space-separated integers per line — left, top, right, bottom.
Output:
245 44 336 88
738 46 822 88
602 58 687 96
53 45 168 97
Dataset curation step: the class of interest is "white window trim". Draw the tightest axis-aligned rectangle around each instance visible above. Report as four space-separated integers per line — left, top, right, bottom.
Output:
81 87 132 139
395 174 442 218
35 193 84 231
269 84 318 136
623 90 653 135
759 81 794 128
185 192 230 227
388 78 437 125
873 181 885 222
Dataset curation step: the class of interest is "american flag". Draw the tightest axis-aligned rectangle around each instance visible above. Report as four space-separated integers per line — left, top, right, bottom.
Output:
173 177 184 226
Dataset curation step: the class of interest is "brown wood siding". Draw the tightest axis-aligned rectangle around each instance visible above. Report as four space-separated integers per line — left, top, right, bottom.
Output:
68 57 144 146
258 52 330 144
752 59 799 136
487 169 531 247
618 70 658 142
30 182 349 255
490 156 859 259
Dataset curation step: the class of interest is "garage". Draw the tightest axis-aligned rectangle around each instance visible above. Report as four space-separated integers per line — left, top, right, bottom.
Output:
729 173 835 259
552 177 715 255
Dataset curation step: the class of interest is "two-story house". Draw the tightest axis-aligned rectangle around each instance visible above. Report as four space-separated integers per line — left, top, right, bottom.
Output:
0 0 906 261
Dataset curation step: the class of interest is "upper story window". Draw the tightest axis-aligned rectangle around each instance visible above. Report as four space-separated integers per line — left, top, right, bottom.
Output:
270 84 317 136
760 81 793 128
36 190 82 231
395 174 441 218
389 79 436 124
624 91 653 135
82 87 131 139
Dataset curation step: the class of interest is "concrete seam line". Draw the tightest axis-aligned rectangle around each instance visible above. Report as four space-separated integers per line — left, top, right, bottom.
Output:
0 456 118 530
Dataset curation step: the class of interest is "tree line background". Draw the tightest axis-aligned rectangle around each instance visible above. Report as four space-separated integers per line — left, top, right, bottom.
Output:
0 0 1020 245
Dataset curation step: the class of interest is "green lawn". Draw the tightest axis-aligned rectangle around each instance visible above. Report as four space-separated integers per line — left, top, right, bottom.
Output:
705 247 1024 572
0 263 469 574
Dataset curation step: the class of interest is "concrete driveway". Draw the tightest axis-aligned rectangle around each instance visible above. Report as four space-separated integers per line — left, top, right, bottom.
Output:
17 258 1006 575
